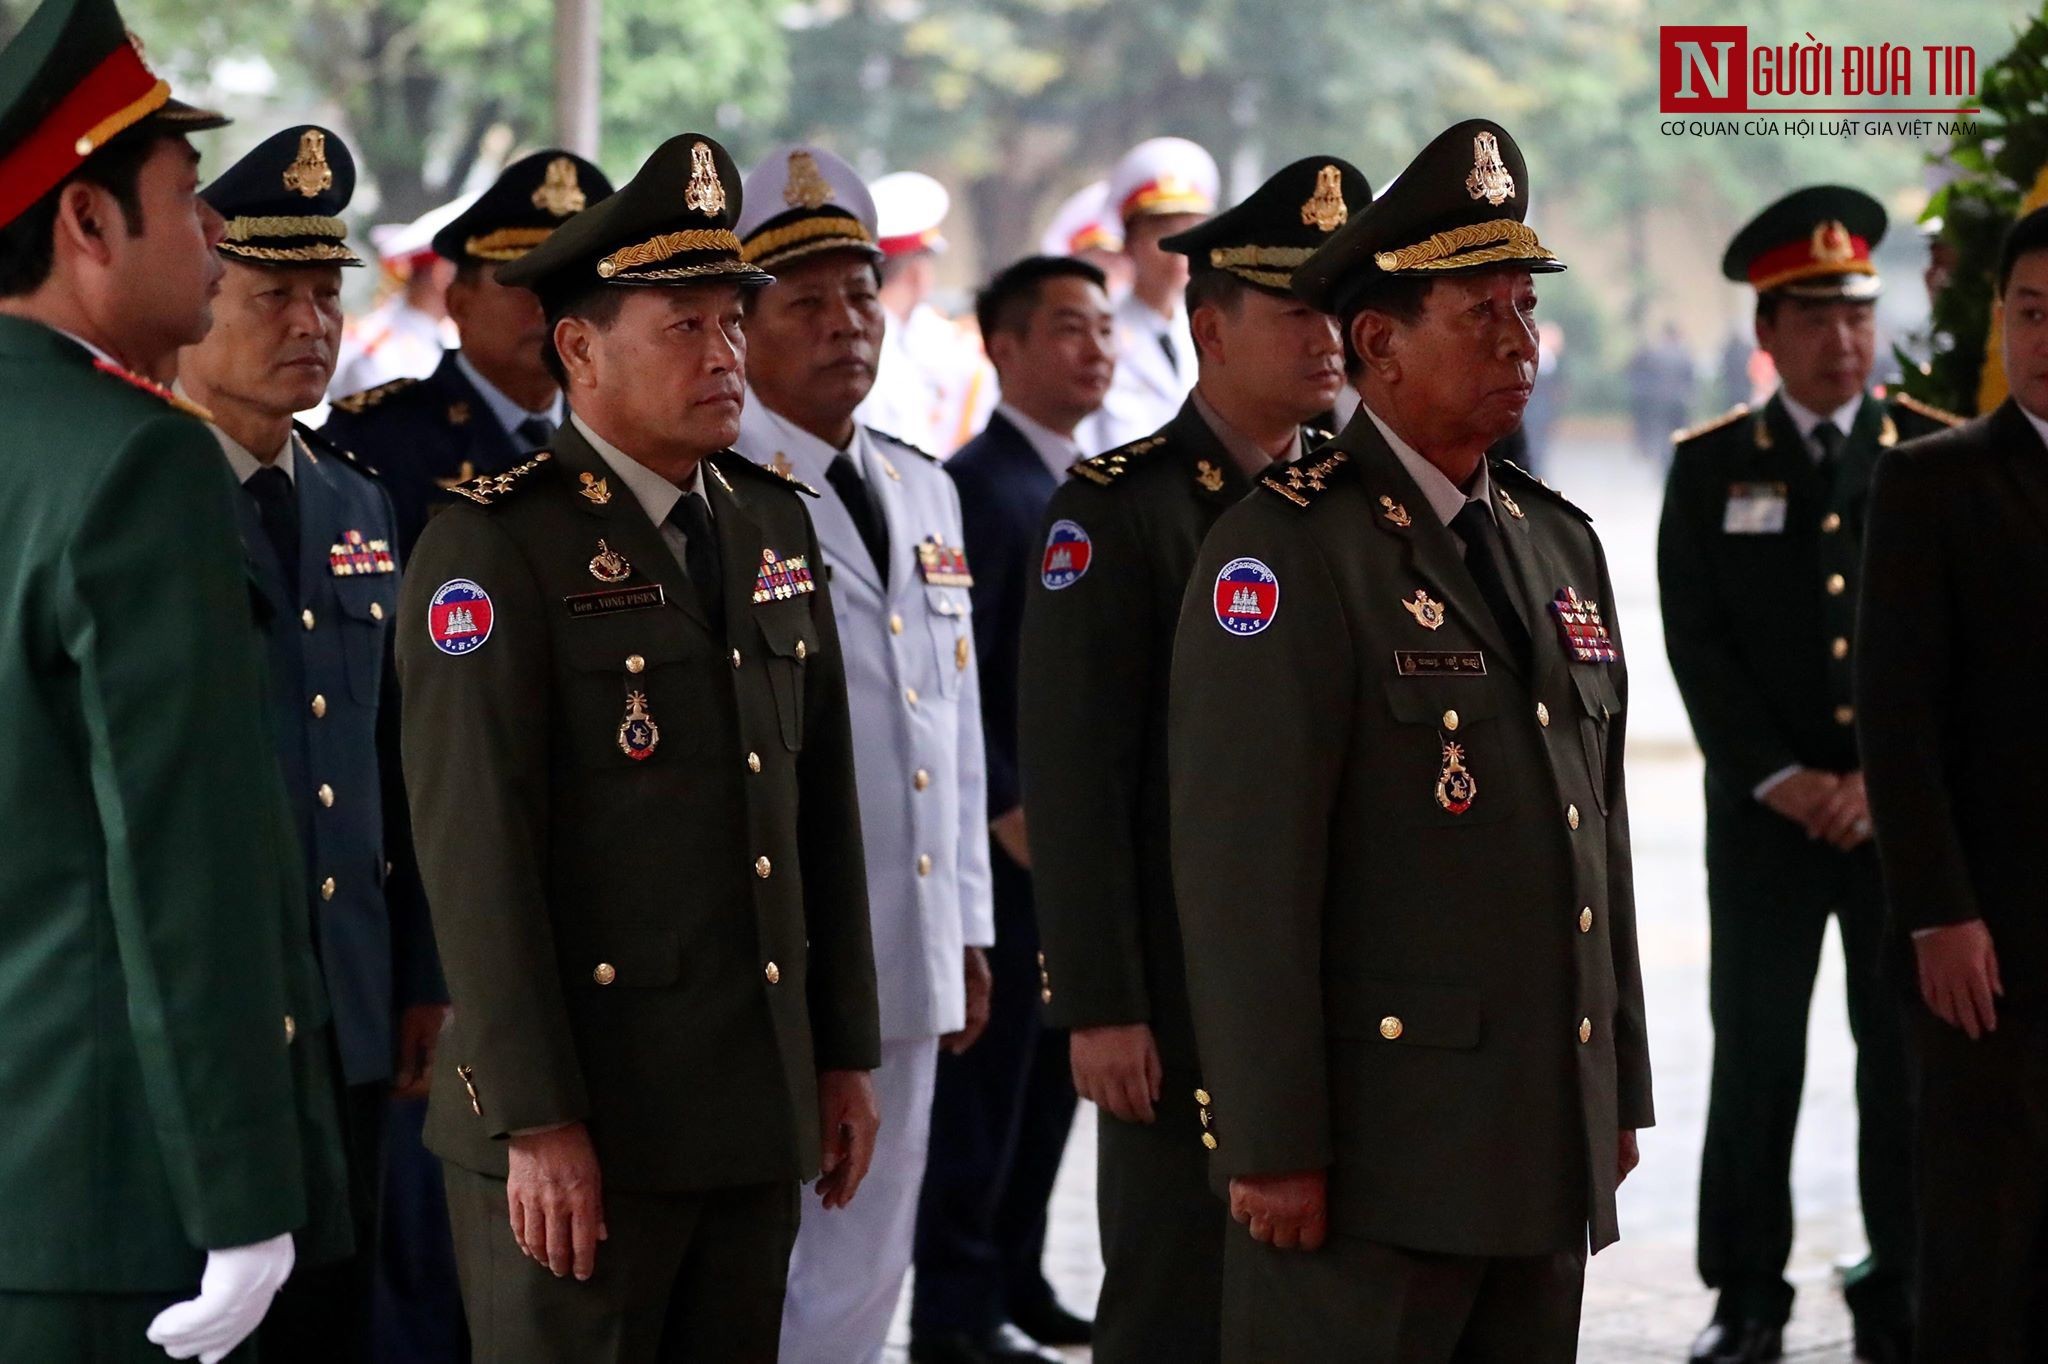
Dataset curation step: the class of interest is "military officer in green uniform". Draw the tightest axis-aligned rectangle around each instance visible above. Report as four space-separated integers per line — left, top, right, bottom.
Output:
397 132 881 1362
1169 120 1653 1362
1017 154 1369 1364
1658 186 1958 1364
0 0 347 1358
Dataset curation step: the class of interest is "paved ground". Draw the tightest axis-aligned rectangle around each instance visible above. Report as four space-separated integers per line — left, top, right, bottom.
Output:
887 420 1876 1362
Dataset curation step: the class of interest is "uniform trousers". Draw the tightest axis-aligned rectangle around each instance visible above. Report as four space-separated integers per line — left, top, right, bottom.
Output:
444 1165 798 1364
779 1036 939 1364
1222 1230 1585 1363
258 1078 386 1360
1909 1003 2048 1362
1093 1079 1227 1363
0 1291 253 1363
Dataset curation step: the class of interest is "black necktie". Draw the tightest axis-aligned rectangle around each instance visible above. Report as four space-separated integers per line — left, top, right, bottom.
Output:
1450 499 1531 671
245 465 300 601
1158 332 1180 376
825 453 891 578
667 491 724 638
514 415 555 452
1811 419 1843 467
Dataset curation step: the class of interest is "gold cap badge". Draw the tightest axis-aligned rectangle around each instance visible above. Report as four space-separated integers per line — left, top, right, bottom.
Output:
685 141 727 217
1301 164 1348 233
533 156 587 217
1812 219 1854 265
784 150 833 211
282 129 334 200
1465 130 1514 207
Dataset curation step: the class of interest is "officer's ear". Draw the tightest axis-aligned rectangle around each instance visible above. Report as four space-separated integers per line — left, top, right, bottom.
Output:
1349 307 1403 384
553 314 598 391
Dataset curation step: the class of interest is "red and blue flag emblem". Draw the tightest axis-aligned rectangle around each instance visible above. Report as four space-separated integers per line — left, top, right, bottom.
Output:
1040 519 1092 590
428 579 494 656
1212 557 1279 636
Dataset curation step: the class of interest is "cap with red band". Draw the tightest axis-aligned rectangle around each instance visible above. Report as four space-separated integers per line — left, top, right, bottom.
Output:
1106 136 1219 226
0 0 227 230
1721 184 1886 301
871 171 949 259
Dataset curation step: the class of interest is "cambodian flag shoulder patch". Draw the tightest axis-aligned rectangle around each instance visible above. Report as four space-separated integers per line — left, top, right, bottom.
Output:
1040 519 1092 590
1213 557 1279 636
428 578 494 656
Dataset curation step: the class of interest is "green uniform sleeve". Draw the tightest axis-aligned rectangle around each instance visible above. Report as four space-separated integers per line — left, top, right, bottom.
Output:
1168 501 1352 1177
1020 484 1155 1028
1596 544 1655 1131
60 417 310 1250
793 513 881 1073
398 510 587 1136
1657 444 1801 792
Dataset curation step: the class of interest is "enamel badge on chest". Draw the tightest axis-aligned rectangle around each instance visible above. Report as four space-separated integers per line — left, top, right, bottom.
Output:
1402 589 1447 631
589 540 631 583
1436 740 1477 814
617 690 659 760
1550 587 1618 664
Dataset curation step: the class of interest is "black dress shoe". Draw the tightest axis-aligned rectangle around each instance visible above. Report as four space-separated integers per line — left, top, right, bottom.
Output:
1689 1316 1784 1364
1853 1321 1912 1364
1009 1294 1093 1347
908 1323 1061 1364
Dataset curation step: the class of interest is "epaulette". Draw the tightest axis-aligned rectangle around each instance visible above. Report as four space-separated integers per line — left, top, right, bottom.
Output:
1493 456 1593 523
1671 404 1748 445
1071 433 1167 487
330 376 418 415
90 357 212 422
713 451 819 498
449 451 553 506
1258 447 1349 508
1892 391 1966 427
868 427 941 464
296 420 381 479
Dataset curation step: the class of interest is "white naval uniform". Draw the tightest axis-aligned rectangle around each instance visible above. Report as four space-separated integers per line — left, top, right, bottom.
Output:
1081 291 1196 455
734 396 996 1364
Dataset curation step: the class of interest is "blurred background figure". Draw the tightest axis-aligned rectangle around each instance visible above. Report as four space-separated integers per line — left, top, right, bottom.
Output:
327 196 467 401
862 169 995 455
1041 180 1133 301
1627 321 1697 465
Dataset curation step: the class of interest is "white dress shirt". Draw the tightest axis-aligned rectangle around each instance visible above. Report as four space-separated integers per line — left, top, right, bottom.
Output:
997 401 1084 484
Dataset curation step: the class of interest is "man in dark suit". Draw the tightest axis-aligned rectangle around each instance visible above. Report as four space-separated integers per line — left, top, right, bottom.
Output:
1658 186 1957 1364
911 255 1115 1364
1018 156 1368 1364
324 150 612 555
1857 205 2048 1362
175 125 446 1361
1169 120 1651 1362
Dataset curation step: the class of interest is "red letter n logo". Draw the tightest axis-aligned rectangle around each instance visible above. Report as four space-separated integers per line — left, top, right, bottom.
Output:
1660 25 1748 113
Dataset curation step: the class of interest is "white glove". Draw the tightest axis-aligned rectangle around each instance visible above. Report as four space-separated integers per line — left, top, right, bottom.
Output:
145 1232 296 1363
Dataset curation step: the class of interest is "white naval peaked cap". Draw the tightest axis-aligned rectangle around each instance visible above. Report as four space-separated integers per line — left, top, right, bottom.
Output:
1105 136 1219 223
735 142 880 271
371 192 481 265
1040 179 1122 256
872 170 951 257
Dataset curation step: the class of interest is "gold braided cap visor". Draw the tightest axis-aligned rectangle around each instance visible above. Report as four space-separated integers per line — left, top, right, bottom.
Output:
1370 219 1558 274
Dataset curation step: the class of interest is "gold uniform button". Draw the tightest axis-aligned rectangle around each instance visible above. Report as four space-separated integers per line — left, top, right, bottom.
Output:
1579 906 1594 933
1835 704 1856 726
1567 804 1581 830
369 601 385 622
1040 987 1053 1004
1441 709 1459 732
905 687 919 706
320 876 336 901
1832 637 1850 660
795 639 807 662
765 961 781 985
746 752 762 774
914 769 931 791
1826 573 1847 596
1578 1017 1593 1045
300 608 316 631
1201 1132 1219 1151
1379 1016 1404 1041
917 854 933 877
626 654 646 674
890 614 905 635
593 962 617 986
317 783 335 809
1536 702 1550 727
1821 512 1843 533
731 648 742 669
310 693 327 719
283 1014 296 1044
1194 1088 1212 1105
755 856 772 879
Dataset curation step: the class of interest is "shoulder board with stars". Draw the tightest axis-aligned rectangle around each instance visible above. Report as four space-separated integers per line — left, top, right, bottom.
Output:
1258 447 1350 508
1670 403 1749 446
449 451 554 506
90 357 212 422
1891 391 1966 428
295 421 382 479
868 427 941 464
330 375 419 415
713 451 819 498
1492 457 1593 523
1070 433 1168 487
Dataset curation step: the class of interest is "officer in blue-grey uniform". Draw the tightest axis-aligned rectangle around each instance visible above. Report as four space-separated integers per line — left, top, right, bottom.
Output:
174 124 443 1361
324 149 613 556
729 142 997 1364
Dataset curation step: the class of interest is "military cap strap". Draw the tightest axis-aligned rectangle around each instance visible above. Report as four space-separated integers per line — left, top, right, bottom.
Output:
465 226 556 261
741 215 873 264
596 228 745 279
1371 219 1556 273
223 214 346 242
